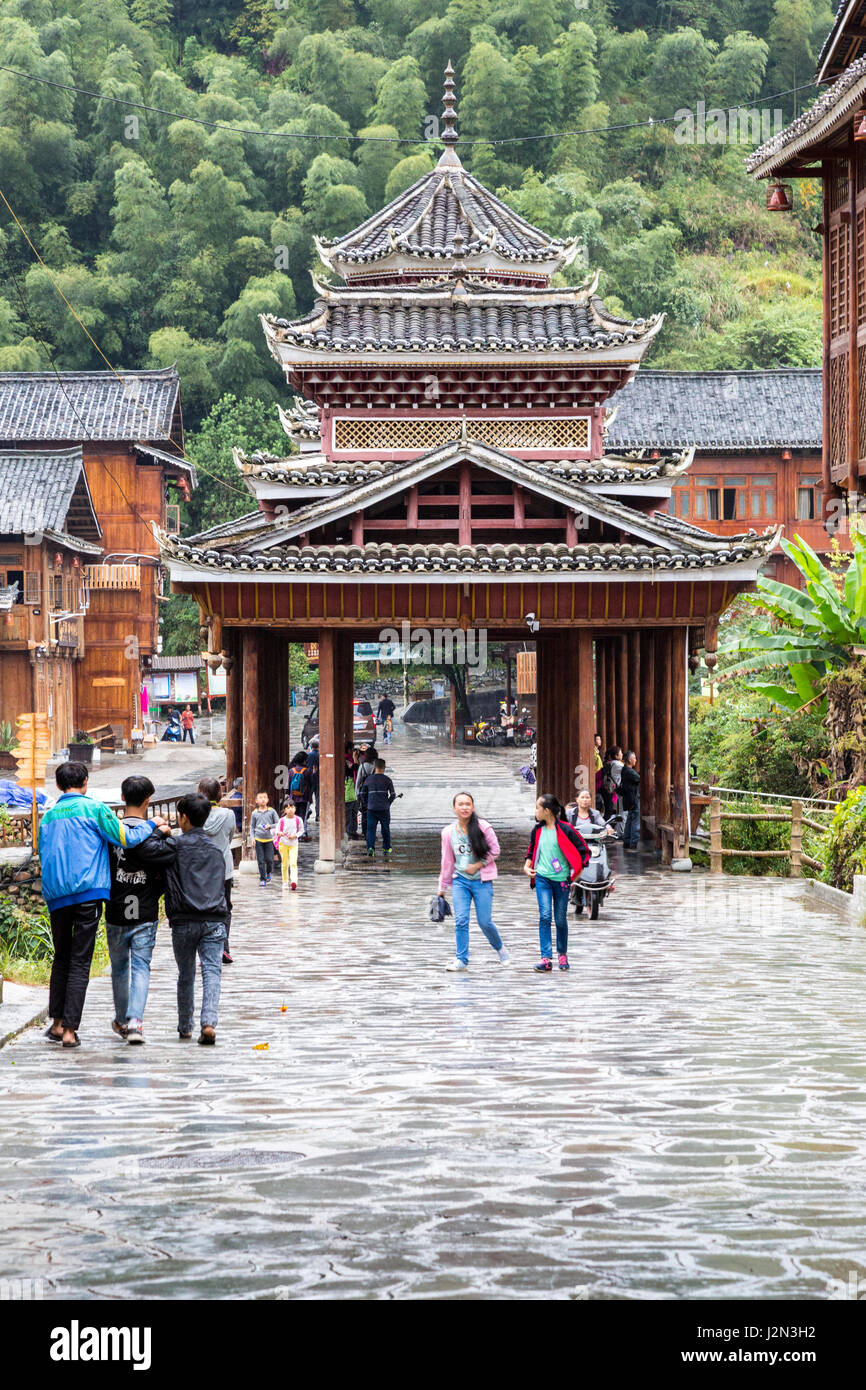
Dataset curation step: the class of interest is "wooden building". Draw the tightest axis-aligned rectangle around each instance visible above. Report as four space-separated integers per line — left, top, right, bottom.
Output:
0 447 102 750
0 368 193 742
607 368 825 587
748 3 866 521
161 69 776 869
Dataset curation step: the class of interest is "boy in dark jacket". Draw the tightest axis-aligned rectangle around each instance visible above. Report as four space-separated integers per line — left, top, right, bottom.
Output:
360 759 396 858
167 792 228 1046
106 775 176 1044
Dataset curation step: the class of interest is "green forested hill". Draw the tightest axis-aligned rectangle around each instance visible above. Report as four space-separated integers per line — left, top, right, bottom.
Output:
0 0 833 533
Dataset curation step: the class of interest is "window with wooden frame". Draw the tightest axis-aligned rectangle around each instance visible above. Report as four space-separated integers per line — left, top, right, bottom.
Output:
797 475 823 521
23 571 40 605
50 574 64 609
0 566 25 601
690 475 775 522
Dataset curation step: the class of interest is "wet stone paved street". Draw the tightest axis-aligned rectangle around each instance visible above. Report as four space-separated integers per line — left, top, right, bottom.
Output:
2 729 866 1299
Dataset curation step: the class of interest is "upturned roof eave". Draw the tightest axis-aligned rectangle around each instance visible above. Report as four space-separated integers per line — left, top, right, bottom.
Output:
747 59 866 178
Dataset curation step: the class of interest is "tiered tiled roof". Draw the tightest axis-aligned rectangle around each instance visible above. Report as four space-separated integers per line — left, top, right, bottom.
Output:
316 71 577 284
236 448 693 489
162 531 778 577
606 369 822 450
0 368 180 443
264 275 661 358
0 446 102 551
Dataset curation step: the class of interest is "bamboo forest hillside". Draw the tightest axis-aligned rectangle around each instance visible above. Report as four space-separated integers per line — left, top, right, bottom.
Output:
0 0 832 536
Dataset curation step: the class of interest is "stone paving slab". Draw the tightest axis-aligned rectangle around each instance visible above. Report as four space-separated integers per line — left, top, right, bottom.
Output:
0 862 863 1301
0 981 46 1047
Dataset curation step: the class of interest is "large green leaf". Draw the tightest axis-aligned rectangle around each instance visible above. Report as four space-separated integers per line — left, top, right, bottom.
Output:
743 681 810 709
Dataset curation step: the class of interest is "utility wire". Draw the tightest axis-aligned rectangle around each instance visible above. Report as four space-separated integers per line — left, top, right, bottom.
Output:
0 62 827 147
0 183 254 503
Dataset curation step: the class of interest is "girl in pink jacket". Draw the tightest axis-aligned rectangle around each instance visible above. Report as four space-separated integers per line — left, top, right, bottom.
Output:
439 791 511 972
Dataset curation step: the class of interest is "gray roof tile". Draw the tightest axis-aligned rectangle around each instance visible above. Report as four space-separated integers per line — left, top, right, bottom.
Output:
606 369 822 450
0 446 101 542
0 368 180 443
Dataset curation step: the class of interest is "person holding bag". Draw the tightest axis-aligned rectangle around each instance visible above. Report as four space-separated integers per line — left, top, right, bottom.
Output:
438 791 511 972
344 770 360 840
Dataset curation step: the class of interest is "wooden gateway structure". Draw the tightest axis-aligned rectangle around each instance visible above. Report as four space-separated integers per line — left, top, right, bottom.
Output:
161 69 777 870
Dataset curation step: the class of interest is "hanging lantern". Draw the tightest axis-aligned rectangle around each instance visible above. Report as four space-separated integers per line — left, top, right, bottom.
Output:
855 109 866 141
766 180 793 212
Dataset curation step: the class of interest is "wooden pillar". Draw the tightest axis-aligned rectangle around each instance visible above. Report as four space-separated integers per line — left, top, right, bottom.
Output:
604 637 616 753
315 629 340 871
669 626 689 862
576 630 595 798
595 638 607 750
242 629 270 839
459 462 471 545
821 163 834 525
269 631 291 809
505 650 512 711
627 629 641 763
224 627 242 787
849 134 860 495
639 629 655 832
615 634 628 752
654 629 672 853
535 635 555 799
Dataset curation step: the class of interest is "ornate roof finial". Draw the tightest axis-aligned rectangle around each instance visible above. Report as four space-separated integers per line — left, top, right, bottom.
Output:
442 60 458 147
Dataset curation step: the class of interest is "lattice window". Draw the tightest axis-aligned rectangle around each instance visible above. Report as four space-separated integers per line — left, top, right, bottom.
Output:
830 223 850 339
332 416 590 453
859 345 866 461
830 351 849 475
859 209 866 327
830 170 849 213
23 571 40 605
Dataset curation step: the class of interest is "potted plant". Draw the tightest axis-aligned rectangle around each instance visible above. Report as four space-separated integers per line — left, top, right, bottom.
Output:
68 730 95 764
0 720 16 772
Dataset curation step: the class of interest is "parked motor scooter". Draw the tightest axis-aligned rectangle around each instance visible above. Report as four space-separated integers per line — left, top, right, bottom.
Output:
160 709 182 743
570 817 616 920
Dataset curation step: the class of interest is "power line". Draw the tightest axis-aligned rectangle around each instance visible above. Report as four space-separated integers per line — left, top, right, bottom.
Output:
0 182 253 503
0 62 827 147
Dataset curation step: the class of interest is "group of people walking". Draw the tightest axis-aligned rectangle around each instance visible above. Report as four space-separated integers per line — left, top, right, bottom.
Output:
438 789 595 974
40 763 232 1048
595 735 641 851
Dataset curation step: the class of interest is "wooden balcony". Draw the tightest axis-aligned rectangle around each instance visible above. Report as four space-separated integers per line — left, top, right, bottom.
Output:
83 563 141 590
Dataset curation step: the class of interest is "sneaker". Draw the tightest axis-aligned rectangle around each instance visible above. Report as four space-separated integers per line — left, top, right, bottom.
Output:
558 954 570 972
498 947 511 966
534 958 553 972
222 950 233 964
111 1019 128 1039
126 1021 145 1044
178 1030 193 1040
445 958 468 971
367 848 375 859
384 848 392 859
258 880 268 888
266 874 272 883
198 1026 216 1046
291 881 297 891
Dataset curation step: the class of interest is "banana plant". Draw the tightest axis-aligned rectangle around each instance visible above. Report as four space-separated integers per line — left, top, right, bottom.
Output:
719 532 866 713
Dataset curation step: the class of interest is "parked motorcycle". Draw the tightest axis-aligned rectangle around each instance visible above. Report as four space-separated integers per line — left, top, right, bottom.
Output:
570 818 616 920
514 707 535 746
160 709 182 743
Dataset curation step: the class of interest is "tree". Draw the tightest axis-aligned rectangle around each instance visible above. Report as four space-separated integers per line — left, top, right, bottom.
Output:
368 55 427 138
182 391 290 533
383 151 434 200
709 30 768 108
722 533 866 790
354 124 403 207
555 22 599 114
651 27 715 116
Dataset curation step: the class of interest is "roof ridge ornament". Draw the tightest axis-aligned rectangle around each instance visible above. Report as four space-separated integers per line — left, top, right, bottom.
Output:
438 61 462 169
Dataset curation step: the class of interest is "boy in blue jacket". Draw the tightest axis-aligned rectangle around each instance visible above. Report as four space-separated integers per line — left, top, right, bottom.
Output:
39 761 162 1048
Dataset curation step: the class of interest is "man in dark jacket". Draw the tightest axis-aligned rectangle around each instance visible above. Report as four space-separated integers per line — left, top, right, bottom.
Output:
106 775 176 1045
166 792 228 1045
620 750 641 851
360 758 396 858
376 695 395 726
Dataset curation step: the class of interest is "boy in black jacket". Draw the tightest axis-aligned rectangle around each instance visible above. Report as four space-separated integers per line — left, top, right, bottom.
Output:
360 758 396 859
106 775 175 1045
167 792 228 1046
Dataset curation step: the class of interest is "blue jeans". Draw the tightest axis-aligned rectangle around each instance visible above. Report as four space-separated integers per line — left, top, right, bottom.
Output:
452 875 502 964
107 920 157 1024
624 800 640 848
366 808 391 851
171 920 226 1034
535 876 570 958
